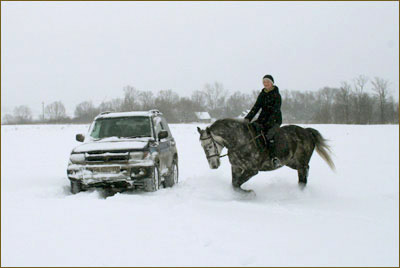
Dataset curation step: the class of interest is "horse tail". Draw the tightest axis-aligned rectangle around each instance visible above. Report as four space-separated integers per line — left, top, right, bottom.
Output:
306 128 336 172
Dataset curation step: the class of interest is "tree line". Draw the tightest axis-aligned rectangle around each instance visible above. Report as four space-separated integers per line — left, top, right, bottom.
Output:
2 76 398 125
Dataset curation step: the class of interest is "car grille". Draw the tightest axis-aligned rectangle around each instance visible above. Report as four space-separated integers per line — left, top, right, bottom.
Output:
86 166 121 173
85 151 130 163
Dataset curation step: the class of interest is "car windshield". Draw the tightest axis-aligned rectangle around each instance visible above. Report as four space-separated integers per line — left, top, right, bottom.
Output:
90 116 152 139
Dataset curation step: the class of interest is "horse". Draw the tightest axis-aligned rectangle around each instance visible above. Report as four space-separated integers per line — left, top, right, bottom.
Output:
197 118 335 194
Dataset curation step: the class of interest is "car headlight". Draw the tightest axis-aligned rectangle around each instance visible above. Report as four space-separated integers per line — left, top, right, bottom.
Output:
129 151 149 160
70 153 85 164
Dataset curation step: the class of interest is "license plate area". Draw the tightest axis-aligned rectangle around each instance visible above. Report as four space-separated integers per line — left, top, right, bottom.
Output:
88 166 120 173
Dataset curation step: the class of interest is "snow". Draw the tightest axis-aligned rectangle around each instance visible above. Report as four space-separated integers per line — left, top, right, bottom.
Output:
1 123 399 266
72 139 149 153
95 110 160 119
195 112 211 120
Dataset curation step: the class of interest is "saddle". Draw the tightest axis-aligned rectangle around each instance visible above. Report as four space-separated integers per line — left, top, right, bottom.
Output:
247 122 280 153
247 122 268 152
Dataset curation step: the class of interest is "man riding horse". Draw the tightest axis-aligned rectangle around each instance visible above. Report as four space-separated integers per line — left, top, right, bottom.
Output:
245 74 282 168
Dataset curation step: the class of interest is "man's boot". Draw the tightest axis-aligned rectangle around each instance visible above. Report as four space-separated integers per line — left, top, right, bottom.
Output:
266 126 281 168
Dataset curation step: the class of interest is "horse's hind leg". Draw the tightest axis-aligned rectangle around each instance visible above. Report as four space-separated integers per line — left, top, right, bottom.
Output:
231 165 258 193
298 165 309 189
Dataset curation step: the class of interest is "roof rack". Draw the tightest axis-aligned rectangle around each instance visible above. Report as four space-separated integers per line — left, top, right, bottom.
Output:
100 111 112 115
149 109 162 115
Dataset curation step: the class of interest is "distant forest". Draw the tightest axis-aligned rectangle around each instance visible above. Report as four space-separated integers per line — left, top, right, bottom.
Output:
2 75 398 125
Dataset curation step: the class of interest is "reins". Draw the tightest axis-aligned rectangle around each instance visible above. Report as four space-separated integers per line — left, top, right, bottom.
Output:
200 132 227 159
200 124 265 159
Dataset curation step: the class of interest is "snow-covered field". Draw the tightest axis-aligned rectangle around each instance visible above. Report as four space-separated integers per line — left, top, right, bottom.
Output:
1 123 399 266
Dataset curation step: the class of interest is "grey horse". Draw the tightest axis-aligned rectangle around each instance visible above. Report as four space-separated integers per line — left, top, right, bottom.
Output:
197 118 335 193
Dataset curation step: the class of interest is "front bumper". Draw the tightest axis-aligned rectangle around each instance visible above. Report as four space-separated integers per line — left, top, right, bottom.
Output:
67 160 155 190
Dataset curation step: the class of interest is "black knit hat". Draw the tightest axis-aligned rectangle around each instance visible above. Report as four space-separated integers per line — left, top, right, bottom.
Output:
263 74 274 83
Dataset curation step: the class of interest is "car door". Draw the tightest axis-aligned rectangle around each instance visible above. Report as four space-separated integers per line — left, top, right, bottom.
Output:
153 117 170 174
161 117 176 168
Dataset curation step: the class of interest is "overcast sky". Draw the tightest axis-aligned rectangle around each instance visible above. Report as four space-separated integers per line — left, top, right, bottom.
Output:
2 1 399 117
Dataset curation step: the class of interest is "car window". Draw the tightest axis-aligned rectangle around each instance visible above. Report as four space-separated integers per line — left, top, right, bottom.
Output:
153 118 161 135
153 117 162 134
90 117 151 139
161 117 172 137
153 116 171 139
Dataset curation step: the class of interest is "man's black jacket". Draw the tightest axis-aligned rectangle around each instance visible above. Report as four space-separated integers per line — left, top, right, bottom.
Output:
245 86 282 128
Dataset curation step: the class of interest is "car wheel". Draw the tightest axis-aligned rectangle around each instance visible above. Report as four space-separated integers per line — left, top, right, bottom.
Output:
70 180 82 194
146 165 160 192
164 159 178 187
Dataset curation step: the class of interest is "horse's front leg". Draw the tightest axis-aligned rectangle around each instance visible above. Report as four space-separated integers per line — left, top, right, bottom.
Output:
231 165 258 193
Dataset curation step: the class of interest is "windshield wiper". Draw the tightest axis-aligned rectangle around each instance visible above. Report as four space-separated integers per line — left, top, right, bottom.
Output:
124 135 149 139
93 136 121 141
92 135 149 141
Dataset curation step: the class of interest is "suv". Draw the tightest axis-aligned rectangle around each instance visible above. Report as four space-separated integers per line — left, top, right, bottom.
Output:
67 110 178 194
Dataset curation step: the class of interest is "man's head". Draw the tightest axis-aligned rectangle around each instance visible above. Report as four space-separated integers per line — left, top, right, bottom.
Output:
263 74 274 90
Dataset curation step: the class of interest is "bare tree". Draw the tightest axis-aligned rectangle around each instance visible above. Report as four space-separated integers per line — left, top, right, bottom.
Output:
371 77 390 123
360 93 375 124
139 91 155 110
2 114 16 124
313 87 337 123
353 75 369 124
176 97 197 122
203 82 226 110
98 100 113 112
225 91 252 117
99 98 124 113
333 82 353 123
74 101 100 122
155 89 180 122
203 81 227 118
384 96 399 124
284 90 317 123
280 89 295 123
122 85 141 111
45 101 66 121
156 90 179 105
190 90 207 111
354 75 369 95
13 105 33 123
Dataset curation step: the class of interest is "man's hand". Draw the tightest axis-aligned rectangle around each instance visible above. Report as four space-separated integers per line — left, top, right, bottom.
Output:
266 131 275 140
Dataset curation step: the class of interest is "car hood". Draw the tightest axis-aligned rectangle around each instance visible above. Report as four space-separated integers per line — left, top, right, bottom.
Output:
73 138 151 153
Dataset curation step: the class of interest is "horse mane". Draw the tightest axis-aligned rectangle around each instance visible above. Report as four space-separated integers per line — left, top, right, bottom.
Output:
208 118 248 148
209 118 246 131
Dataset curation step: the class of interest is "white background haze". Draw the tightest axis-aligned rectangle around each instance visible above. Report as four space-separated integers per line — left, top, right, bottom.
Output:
1 1 399 117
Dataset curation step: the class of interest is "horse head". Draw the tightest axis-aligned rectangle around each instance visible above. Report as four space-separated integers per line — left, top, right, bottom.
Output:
197 126 224 169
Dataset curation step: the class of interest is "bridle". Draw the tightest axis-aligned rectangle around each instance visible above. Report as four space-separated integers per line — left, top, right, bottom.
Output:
199 123 267 162
200 129 228 159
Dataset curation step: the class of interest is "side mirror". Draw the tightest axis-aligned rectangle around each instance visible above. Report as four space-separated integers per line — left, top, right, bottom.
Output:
158 130 168 140
76 134 85 142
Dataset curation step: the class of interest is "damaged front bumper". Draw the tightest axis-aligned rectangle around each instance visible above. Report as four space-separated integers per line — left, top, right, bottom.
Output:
67 159 156 190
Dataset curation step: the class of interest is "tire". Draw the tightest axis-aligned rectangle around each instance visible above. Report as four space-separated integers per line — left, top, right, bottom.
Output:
70 180 82 194
164 159 179 188
146 165 160 192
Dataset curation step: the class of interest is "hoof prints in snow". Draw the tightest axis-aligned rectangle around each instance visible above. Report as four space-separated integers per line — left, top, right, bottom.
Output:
1 124 398 266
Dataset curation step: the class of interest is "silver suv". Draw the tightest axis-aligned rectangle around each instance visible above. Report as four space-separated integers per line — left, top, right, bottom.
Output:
67 110 178 194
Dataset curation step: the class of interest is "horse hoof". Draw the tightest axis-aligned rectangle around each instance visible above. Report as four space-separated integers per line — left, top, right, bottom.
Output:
243 189 254 194
298 182 307 190
234 187 256 198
